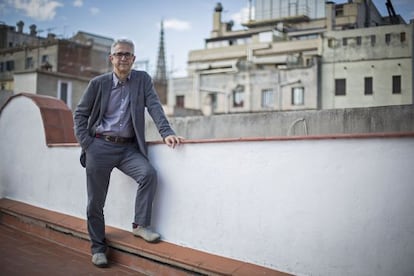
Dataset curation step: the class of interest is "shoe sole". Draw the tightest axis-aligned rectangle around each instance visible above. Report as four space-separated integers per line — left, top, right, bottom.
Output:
93 262 109 268
133 233 161 243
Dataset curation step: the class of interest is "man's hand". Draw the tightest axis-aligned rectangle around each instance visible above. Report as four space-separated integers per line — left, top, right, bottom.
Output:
164 135 184 149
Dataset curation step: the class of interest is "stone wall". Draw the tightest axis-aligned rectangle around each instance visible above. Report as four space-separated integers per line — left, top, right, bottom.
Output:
146 104 414 140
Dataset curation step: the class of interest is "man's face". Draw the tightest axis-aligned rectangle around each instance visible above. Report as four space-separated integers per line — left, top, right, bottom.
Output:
110 43 135 75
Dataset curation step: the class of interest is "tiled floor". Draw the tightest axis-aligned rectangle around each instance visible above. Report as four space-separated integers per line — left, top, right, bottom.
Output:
0 198 292 276
0 224 144 275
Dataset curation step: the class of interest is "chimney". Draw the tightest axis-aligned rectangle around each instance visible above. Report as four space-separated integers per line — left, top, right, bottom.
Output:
16 21 24 33
29 24 37 36
211 2 223 37
325 2 336 31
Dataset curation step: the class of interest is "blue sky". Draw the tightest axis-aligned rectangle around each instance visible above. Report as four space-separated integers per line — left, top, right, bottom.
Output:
1 0 413 77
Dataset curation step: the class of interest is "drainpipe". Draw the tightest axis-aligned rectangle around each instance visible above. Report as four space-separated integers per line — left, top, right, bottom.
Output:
411 20 414 106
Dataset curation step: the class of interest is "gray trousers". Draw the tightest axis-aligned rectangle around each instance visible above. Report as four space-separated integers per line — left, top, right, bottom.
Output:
85 137 157 254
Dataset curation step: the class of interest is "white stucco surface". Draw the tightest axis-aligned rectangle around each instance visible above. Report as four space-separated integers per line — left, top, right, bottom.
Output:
1 96 414 276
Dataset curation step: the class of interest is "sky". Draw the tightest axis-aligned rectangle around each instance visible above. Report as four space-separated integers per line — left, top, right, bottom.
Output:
1 0 414 78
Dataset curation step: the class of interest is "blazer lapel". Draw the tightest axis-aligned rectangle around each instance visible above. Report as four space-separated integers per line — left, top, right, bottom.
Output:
129 71 139 109
100 74 113 116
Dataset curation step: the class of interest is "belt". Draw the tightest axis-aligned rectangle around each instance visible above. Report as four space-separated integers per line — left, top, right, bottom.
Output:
95 134 135 144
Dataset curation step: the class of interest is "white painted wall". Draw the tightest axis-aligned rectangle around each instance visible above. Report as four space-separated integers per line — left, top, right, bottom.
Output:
1 96 414 276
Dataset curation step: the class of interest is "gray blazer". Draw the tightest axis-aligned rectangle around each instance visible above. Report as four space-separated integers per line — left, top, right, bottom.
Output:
73 70 175 160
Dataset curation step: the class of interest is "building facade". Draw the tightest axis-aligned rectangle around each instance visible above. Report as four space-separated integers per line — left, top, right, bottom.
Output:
0 22 113 109
322 23 412 108
168 0 412 116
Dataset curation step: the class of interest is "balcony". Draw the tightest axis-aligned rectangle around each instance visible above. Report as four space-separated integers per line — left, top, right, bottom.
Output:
1 93 413 275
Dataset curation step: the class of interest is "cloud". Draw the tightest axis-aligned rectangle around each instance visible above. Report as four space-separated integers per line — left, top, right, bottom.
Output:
9 0 63 21
73 0 82 7
163 19 191 31
90 7 100 15
231 5 253 26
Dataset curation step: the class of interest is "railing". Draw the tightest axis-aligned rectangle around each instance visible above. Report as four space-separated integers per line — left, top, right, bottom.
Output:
1 94 414 276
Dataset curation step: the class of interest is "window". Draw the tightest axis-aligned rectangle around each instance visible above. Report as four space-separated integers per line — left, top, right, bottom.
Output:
41 55 49 63
292 87 304 105
356 36 361 46
364 77 373 95
57 80 72 108
0 62 3 72
400 32 406 43
335 79 346 96
25 57 33 69
60 83 68 103
233 91 244 107
342 38 347 46
392 75 401 94
261 89 274 108
175 95 184 108
6 60 14 71
209 93 217 111
335 5 344 16
288 1 298 16
233 85 244 107
385 33 391 45
371 35 376 46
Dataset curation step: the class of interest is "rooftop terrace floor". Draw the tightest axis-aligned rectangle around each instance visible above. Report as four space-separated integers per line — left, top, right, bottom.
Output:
0 199 291 276
0 224 143 275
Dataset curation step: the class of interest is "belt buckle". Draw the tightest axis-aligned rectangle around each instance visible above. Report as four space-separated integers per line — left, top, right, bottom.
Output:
104 136 112 143
114 136 121 143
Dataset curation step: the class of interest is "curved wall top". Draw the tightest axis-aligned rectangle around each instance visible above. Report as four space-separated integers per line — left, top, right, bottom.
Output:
0 93 77 145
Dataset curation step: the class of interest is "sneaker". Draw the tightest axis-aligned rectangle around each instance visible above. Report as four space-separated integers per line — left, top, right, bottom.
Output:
132 226 160 242
92 252 108 268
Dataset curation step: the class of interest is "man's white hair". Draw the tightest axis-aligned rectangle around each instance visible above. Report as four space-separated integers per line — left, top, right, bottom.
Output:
111 38 135 54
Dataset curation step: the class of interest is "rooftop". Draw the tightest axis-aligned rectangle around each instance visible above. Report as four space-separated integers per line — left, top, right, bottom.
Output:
0 224 142 275
1 94 414 276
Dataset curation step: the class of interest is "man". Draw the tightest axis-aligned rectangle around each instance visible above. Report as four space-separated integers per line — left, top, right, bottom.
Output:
74 38 182 268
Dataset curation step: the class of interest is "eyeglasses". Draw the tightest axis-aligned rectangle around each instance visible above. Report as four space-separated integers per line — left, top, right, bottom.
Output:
112 52 134 58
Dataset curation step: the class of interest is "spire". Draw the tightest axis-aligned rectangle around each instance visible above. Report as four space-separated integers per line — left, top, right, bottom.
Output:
154 20 168 104
155 20 167 82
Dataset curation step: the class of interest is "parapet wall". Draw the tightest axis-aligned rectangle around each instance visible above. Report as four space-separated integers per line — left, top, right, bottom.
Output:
1 94 414 276
146 104 414 140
